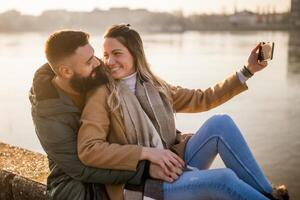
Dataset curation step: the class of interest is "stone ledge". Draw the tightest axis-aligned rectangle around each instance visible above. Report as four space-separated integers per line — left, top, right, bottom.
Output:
12 174 47 200
0 170 14 200
0 142 48 200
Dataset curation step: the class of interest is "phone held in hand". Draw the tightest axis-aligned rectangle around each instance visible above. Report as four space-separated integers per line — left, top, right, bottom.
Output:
258 42 274 61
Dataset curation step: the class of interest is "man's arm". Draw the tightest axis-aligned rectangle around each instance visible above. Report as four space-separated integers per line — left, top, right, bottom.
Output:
32 113 148 185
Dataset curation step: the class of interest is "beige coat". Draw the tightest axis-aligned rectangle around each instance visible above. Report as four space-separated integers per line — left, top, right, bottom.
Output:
77 73 248 200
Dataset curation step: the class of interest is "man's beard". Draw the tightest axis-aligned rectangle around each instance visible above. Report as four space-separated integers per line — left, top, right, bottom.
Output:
69 66 109 93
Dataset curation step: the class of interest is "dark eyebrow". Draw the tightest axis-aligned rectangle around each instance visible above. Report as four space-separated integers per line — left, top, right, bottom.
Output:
112 49 123 53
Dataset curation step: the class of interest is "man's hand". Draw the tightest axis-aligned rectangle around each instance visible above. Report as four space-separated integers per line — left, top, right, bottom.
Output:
140 147 185 175
245 43 268 74
149 163 183 183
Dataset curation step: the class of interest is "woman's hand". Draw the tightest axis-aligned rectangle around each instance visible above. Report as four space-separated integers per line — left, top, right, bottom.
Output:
140 147 185 175
245 43 268 75
149 162 182 183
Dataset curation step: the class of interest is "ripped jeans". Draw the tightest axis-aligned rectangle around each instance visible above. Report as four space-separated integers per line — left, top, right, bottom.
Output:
163 114 273 200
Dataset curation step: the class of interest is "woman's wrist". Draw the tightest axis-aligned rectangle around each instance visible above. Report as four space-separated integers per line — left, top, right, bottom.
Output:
241 65 254 78
140 147 149 160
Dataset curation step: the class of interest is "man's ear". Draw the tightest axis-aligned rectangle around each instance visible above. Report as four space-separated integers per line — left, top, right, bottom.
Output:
58 65 73 79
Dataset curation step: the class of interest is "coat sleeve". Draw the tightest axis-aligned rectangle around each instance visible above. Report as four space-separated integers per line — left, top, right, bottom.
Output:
32 113 147 185
168 72 248 113
77 86 143 171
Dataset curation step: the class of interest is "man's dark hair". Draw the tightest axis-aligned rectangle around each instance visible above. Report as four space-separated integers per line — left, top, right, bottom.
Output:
45 30 90 74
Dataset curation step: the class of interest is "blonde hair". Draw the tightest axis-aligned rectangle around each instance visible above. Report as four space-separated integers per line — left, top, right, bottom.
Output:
103 24 170 111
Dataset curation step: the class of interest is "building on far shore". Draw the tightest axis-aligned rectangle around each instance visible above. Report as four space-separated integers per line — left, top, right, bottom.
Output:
229 10 257 26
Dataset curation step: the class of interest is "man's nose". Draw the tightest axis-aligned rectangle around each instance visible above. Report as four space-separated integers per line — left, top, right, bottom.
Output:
93 57 100 67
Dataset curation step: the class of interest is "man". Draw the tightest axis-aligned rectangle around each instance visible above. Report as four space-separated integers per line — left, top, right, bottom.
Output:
29 30 150 200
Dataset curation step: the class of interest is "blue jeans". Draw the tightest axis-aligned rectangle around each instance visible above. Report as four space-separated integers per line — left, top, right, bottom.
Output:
163 114 273 200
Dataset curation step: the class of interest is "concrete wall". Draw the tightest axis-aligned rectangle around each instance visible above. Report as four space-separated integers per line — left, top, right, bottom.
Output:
0 170 47 200
0 142 48 200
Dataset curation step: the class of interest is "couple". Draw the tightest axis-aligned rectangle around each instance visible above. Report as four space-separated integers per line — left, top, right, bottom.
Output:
29 24 289 200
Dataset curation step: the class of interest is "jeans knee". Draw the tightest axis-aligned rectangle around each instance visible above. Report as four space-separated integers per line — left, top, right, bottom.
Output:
210 114 233 124
205 114 235 132
217 168 239 184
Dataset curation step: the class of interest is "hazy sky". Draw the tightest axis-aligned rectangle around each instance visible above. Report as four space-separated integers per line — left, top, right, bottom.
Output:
0 0 291 16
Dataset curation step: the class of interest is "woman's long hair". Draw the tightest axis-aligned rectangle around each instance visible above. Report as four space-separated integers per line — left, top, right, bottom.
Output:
103 24 170 111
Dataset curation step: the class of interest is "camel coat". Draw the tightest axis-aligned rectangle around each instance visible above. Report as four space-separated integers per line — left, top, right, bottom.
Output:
77 72 248 200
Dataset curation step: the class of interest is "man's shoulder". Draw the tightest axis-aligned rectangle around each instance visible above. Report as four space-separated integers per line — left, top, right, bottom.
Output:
30 63 79 118
30 63 58 102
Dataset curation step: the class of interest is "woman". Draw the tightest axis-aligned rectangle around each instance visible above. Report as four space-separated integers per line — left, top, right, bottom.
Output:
77 24 288 200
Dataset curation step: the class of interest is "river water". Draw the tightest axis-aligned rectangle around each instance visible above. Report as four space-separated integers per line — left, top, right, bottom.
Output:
0 31 299 199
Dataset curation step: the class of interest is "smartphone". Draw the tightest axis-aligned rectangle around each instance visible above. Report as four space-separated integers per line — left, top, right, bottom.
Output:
258 42 274 61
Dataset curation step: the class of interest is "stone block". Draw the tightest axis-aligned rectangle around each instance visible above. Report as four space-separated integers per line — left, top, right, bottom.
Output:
11 175 47 200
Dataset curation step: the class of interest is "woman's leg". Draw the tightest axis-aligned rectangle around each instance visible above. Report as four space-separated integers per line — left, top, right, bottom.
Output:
184 114 273 195
163 168 268 200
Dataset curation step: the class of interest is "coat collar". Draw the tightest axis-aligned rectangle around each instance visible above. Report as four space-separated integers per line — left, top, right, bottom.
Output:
30 63 80 117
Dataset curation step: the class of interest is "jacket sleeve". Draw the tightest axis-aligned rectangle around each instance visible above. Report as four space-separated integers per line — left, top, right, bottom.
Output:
32 113 147 185
77 86 143 171
168 72 248 113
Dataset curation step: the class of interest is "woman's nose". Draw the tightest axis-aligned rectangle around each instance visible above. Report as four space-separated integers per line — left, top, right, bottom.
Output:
106 56 115 67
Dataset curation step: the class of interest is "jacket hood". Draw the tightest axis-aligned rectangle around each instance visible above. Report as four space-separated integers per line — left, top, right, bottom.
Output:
29 63 79 117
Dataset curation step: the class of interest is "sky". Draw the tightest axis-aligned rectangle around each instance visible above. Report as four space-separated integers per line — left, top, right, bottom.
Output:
0 0 291 16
